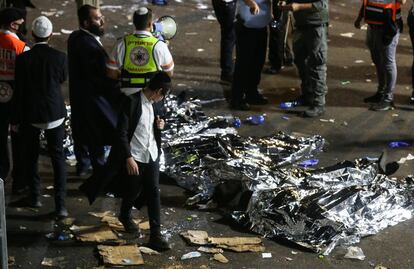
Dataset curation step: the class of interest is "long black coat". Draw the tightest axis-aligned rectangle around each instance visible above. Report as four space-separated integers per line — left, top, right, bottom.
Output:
67 30 119 146
12 44 67 125
81 92 164 204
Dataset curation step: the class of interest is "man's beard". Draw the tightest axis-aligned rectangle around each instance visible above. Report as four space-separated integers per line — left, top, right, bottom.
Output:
89 23 104 36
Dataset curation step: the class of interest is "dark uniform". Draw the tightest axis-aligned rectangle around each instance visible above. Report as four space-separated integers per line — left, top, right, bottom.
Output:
292 0 328 117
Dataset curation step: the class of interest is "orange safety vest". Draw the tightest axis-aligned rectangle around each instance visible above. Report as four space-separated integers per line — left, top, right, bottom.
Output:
0 32 26 81
363 0 401 25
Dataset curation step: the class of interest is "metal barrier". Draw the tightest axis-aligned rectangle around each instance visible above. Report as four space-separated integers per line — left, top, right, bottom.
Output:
0 179 7 269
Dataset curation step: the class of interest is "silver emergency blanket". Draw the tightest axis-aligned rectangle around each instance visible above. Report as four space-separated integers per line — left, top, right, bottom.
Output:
161 95 414 254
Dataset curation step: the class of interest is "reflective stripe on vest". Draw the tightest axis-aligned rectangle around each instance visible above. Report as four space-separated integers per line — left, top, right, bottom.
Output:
0 32 26 81
364 0 401 25
121 34 159 88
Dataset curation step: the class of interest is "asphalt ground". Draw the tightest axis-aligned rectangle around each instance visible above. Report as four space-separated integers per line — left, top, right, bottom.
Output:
3 0 414 268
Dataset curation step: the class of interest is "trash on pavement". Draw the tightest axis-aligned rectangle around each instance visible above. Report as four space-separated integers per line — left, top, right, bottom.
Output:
72 225 121 243
8 256 15 266
298 159 319 168
203 15 216 21
354 60 365 63
320 118 335 123
181 251 202 260
397 153 414 164
340 32 355 38
344 246 365 260
244 115 265 125
181 230 209 245
41 257 68 267
197 246 223 254
213 253 229 263
139 246 160 255
138 221 150 230
208 236 265 252
97 245 144 266
88 211 114 218
280 101 301 109
388 141 410 148
262 253 272 258
341 81 351 85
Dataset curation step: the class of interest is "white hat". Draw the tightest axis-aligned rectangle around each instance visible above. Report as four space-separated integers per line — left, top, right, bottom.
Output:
32 16 52 38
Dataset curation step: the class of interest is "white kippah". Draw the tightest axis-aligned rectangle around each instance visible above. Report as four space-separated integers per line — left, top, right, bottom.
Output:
32 16 53 38
137 7 148 15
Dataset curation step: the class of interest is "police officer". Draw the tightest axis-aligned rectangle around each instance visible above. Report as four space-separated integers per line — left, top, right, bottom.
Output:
279 0 328 117
231 0 272 111
355 0 406 111
106 7 174 95
0 7 29 190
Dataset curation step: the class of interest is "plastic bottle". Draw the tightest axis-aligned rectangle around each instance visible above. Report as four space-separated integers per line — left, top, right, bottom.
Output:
152 0 167 5
244 115 265 125
220 115 241 128
280 100 302 109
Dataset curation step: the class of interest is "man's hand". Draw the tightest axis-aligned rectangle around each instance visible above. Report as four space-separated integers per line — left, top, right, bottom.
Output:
354 17 362 29
278 1 309 12
155 115 165 130
244 0 260 15
10 124 19 133
126 157 139 175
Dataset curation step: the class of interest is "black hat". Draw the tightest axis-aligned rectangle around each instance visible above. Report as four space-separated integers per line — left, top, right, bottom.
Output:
148 72 172 94
0 7 26 26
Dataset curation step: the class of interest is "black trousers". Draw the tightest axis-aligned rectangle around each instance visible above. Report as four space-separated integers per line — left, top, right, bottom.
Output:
120 158 161 234
0 100 25 190
231 22 268 104
268 9 293 69
212 0 236 76
23 124 66 207
74 142 105 174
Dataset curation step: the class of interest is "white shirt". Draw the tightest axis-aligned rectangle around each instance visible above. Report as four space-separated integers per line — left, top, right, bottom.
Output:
130 91 158 163
106 30 174 95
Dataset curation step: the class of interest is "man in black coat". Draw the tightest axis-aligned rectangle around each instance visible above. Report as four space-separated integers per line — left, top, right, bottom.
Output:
80 72 171 251
67 4 118 176
11 16 68 217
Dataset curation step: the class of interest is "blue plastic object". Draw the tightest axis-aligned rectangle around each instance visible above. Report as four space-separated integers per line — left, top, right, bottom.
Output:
280 100 302 109
299 159 319 168
233 117 241 128
152 0 167 5
245 115 265 125
388 141 410 148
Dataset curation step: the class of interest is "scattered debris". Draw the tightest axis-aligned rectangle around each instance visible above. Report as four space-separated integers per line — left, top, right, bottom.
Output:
139 246 160 255
392 114 399 117
298 159 319 168
398 153 414 164
181 230 209 245
203 15 216 21
291 251 298 255
185 32 198 35
88 211 114 218
262 253 272 258
340 32 355 38
42 194 51 198
197 48 205 52
340 80 351 85
366 79 372 83
19 225 27 230
197 247 223 254
196 3 208 9
181 251 202 260
213 253 229 263
139 221 150 230
46 185 54 190
388 141 410 148
245 115 265 125
320 118 335 123
8 256 15 266
60 29 73 35
97 245 144 266
285 257 293 261
374 265 389 269
344 246 365 260
354 60 365 64
282 115 289 120
41 257 68 267
72 225 121 243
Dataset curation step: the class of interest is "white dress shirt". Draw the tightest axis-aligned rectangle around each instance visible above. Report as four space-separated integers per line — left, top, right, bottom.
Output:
130 91 158 163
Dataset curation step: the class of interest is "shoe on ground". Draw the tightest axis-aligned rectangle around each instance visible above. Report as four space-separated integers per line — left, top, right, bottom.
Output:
370 100 395 111
118 216 140 235
26 196 42 208
264 66 281 74
364 93 382 103
230 100 250 111
247 94 268 105
78 182 96 205
304 106 325 117
147 233 171 251
220 73 233 84
55 206 68 219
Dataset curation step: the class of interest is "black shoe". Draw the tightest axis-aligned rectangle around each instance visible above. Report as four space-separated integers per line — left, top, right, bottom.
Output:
364 93 382 103
230 101 250 111
55 206 68 219
220 73 233 84
247 94 269 105
27 196 42 208
370 100 395 111
147 233 171 251
264 67 281 74
304 106 325 117
118 216 140 235
78 182 96 205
